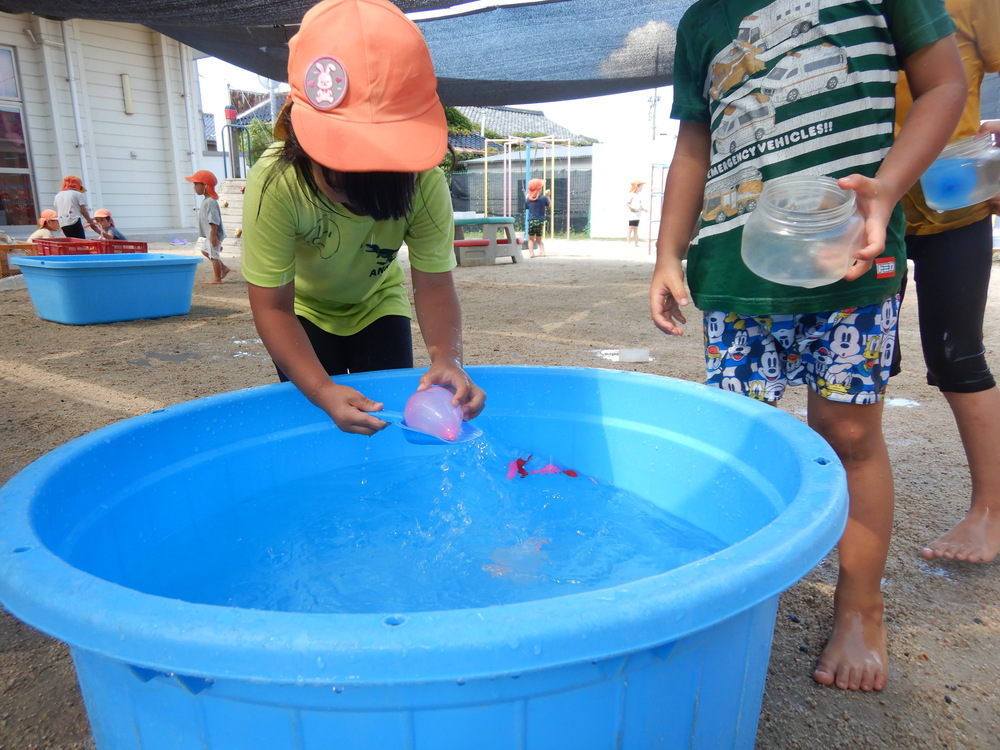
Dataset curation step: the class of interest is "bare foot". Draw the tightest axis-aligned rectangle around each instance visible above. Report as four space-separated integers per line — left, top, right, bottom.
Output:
204 279 222 285
220 265 231 281
920 507 1000 563
813 610 888 691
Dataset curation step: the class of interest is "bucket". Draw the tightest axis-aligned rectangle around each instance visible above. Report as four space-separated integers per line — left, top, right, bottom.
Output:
0 366 846 749
13 253 202 325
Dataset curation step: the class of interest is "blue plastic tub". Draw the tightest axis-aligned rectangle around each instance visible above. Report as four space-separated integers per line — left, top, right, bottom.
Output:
13 252 202 324
0 366 846 749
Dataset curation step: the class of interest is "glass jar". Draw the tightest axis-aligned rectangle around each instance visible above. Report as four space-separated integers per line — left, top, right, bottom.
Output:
920 133 1000 212
741 175 863 289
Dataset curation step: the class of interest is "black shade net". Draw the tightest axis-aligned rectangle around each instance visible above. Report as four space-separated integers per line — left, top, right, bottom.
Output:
2 0 692 105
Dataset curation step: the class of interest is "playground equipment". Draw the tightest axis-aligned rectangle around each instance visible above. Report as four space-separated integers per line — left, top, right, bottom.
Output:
482 136 573 240
648 162 668 254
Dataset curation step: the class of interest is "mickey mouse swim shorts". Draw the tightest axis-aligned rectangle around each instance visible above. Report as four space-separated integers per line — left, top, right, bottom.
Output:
702 295 900 404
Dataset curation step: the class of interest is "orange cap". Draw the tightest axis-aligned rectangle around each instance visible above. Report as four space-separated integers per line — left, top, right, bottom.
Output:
287 0 447 172
39 209 58 227
93 208 112 218
527 178 544 200
61 175 85 192
185 170 219 199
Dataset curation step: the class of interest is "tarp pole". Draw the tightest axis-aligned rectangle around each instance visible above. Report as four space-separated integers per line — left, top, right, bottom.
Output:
60 21 93 198
566 138 572 239
524 140 532 230
548 140 554 240
482 141 488 216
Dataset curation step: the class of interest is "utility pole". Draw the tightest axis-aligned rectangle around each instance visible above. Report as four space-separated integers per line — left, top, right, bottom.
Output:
648 88 661 140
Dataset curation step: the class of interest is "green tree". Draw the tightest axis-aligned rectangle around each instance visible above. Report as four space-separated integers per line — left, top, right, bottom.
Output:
445 106 477 133
246 118 276 164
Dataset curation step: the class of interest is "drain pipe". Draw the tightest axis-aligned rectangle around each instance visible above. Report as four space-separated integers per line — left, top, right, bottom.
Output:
60 20 92 192
178 44 199 176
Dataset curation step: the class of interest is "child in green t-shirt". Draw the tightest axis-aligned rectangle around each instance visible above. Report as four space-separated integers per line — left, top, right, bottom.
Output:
240 0 485 436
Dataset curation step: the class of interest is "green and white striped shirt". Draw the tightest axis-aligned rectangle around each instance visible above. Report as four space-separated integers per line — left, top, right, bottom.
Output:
672 0 955 315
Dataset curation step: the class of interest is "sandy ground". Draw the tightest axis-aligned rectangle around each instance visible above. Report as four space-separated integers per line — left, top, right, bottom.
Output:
0 238 998 749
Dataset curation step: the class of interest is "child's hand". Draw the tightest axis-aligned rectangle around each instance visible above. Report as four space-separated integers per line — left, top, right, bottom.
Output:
837 174 894 282
979 121 1000 212
977 119 1000 141
318 383 389 435
650 258 689 335
417 362 486 420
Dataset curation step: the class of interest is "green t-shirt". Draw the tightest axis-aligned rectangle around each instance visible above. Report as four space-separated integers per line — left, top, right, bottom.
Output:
671 0 955 315
241 150 456 336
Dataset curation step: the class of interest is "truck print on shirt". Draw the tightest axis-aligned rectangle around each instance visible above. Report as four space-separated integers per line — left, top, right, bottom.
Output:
699 0 859 226
701 168 764 224
761 43 849 103
708 41 766 101
714 93 776 154
737 0 820 50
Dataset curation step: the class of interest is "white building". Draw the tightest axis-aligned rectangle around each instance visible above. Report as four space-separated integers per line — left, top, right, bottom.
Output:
1 12 223 240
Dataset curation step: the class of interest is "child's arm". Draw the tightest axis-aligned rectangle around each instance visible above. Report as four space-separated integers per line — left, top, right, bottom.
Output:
80 205 97 234
839 35 966 281
649 121 711 335
410 267 486 419
209 223 220 249
247 282 390 434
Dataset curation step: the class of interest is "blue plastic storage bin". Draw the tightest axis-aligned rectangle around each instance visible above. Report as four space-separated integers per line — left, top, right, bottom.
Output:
13 252 202 324
0 366 847 749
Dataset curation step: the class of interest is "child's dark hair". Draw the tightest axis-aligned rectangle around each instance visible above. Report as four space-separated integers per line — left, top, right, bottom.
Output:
264 102 417 221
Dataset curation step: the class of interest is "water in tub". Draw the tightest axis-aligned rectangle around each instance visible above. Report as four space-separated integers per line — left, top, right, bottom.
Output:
123 442 727 613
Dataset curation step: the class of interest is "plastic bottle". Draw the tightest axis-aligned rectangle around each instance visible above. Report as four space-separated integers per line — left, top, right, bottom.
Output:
741 175 863 289
920 133 1000 212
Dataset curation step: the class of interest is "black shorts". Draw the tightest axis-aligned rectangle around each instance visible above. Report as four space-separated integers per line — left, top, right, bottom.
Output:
61 219 86 239
893 216 995 393
527 219 545 236
628 220 640 227
276 315 413 381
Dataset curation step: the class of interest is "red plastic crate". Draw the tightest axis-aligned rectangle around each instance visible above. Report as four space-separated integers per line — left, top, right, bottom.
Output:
33 238 149 255
34 238 106 256
101 239 148 254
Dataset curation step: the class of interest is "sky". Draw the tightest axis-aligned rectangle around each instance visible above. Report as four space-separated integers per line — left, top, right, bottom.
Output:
196 57 678 152
512 88 678 145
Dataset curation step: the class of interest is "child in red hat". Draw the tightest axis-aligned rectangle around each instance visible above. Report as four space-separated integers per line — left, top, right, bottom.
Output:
28 210 60 243
185 169 230 284
240 0 484 436
92 209 128 241
53 176 96 239
525 178 550 258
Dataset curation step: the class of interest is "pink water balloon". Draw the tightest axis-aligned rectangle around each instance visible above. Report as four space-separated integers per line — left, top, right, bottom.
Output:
403 386 464 441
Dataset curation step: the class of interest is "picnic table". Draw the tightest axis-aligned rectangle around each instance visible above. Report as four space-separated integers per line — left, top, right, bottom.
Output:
453 215 522 266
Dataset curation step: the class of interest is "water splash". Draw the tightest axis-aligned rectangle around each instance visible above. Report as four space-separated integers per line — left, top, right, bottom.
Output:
123 441 726 614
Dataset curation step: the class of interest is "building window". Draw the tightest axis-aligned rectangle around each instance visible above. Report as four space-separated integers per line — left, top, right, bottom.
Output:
203 111 218 152
0 47 35 227
0 48 17 98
